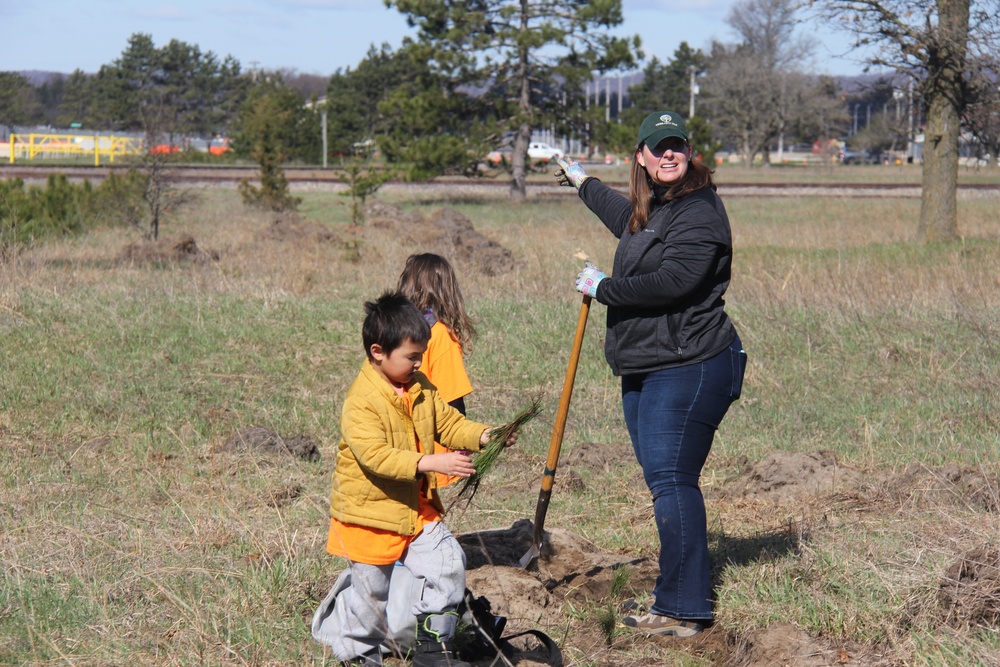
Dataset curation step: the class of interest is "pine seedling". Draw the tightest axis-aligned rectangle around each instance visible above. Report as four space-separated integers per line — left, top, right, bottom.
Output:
597 603 617 646
610 566 631 598
453 397 543 508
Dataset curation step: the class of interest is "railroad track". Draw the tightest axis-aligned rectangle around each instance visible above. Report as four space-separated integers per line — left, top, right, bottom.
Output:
2 163 998 197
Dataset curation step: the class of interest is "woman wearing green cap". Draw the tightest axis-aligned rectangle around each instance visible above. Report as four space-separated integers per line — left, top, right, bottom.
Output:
554 111 746 637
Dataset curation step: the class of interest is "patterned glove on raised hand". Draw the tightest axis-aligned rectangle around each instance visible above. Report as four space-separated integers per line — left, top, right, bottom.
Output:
575 262 606 298
554 157 590 189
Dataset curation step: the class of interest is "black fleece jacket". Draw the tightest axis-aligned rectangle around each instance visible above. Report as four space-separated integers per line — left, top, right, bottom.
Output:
578 177 737 376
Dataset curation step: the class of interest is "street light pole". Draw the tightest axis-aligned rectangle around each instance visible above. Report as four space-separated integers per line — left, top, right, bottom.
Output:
605 77 610 123
321 109 328 169
688 65 698 118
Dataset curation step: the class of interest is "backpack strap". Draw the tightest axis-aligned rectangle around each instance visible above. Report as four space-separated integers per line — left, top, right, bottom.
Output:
459 590 514 665
458 589 563 667
497 629 564 667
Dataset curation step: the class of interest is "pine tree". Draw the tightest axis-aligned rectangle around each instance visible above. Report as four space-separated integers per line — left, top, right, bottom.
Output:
386 0 639 199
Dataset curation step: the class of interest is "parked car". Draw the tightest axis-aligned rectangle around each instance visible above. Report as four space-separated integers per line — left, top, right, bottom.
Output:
839 149 887 165
528 142 564 162
486 142 565 164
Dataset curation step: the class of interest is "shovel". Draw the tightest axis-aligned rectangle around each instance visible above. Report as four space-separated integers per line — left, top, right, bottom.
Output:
518 293 592 569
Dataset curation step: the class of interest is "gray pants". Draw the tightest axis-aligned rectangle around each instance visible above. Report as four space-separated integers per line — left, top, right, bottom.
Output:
329 521 467 660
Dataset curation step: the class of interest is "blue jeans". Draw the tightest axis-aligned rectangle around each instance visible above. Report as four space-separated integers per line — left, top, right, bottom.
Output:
621 336 746 622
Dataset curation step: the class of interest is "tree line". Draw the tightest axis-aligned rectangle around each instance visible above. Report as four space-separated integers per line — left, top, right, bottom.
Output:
2 0 998 239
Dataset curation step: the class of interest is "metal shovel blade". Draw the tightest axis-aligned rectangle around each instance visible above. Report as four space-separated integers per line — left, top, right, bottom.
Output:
517 541 540 569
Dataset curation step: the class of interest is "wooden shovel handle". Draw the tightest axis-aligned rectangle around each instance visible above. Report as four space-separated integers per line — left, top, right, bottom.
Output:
528 294 592 547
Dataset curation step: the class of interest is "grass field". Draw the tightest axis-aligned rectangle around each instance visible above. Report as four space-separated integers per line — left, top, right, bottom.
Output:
1 178 998 666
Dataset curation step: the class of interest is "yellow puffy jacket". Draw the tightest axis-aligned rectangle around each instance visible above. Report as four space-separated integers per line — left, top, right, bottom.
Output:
329 360 488 536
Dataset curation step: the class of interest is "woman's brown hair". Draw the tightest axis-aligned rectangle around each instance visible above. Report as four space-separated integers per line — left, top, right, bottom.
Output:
627 146 715 233
397 253 476 352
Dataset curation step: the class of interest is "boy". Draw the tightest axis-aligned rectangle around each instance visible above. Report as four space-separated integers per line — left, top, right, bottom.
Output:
325 292 514 667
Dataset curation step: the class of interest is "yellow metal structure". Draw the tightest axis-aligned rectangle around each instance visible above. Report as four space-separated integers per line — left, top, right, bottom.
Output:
9 133 144 166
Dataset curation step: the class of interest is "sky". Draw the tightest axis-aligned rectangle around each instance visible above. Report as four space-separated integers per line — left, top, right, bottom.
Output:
1 0 868 78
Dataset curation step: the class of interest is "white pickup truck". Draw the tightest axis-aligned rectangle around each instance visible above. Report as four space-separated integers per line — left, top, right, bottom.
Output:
527 142 564 162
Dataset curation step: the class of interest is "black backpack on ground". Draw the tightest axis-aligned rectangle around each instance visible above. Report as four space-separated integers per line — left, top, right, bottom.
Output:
456 589 563 667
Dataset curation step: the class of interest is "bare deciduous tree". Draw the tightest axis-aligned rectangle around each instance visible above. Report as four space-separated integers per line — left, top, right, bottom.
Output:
815 0 1000 241
704 41 782 165
965 56 1000 170
703 0 841 166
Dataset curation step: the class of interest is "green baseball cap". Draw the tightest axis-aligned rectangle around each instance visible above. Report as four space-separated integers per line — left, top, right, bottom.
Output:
637 111 688 148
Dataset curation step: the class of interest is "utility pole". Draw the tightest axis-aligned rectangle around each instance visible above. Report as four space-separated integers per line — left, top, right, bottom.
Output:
321 108 328 169
605 77 610 123
688 65 698 118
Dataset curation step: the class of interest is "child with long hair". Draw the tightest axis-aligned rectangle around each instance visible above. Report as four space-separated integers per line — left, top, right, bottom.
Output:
397 253 477 416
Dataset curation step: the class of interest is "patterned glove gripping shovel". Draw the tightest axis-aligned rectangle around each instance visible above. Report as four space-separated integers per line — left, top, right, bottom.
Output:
518 294 592 569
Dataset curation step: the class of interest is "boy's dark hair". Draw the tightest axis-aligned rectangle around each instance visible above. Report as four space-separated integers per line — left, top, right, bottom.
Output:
362 291 431 360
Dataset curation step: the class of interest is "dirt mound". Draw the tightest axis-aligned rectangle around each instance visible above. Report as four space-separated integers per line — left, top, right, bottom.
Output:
365 201 514 276
939 545 1000 629
465 566 554 627
260 483 304 508
457 522 879 667
729 623 867 667
256 211 342 244
562 441 635 474
873 462 1000 512
459 520 658 624
119 234 219 263
457 520 661 667
718 450 861 502
221 426 320 461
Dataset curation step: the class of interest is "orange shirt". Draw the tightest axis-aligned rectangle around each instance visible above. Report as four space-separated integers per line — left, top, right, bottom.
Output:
326 387 442 564
422 321 472 404
326 501 440 565
423 320 474 488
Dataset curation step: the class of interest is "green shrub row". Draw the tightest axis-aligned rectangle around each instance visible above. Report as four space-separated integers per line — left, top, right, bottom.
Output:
0 172 146 249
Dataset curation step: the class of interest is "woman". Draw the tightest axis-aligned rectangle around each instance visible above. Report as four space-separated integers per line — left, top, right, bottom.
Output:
555 111 746 637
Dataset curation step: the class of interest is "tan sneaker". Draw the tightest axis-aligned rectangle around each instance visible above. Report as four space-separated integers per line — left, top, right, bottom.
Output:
621 612 703 637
